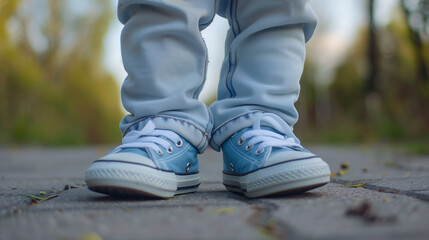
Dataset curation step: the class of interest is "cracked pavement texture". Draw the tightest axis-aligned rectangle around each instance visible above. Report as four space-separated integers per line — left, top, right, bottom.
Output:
0 145 429 240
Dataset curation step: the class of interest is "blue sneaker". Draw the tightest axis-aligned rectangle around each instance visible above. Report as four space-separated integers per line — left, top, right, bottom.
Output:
222 113 331 198
85 120 200 198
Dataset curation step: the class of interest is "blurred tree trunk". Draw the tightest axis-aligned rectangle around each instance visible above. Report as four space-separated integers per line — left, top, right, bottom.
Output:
366 0 378 94
401 0 429 133
401 0 428 83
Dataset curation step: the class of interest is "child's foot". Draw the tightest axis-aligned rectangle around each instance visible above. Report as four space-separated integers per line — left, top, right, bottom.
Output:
221 113 330 198
85 120 200 198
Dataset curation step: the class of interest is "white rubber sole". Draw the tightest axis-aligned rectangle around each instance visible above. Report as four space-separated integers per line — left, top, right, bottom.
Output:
223 157 330 198
85 161 200 198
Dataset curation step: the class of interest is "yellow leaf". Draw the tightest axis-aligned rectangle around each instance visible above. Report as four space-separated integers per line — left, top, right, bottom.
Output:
344 183 366 188
210 207 235 215
79 232 102 240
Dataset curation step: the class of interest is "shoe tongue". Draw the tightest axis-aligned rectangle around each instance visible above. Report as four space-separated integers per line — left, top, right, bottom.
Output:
259 126 307 154
259 119 287 135
260 126 284 135
126 119 153 133
119 148 150 158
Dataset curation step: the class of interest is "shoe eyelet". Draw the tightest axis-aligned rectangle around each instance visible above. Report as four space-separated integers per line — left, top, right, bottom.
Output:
230 163 235 172
167 146 174 154
245 145 253 151
230 132 237 138
237 137 244 145
255 149 264 156
175 139 183 148
156 150 164 156
186 162 191 173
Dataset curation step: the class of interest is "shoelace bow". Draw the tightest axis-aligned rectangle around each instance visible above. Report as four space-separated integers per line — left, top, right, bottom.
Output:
240 113 302 153
114 120 182 155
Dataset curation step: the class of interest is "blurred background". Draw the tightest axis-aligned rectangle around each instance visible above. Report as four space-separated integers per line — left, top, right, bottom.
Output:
1 0 428 153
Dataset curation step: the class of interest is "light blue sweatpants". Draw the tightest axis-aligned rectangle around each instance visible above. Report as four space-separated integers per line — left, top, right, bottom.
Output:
118 0 317 153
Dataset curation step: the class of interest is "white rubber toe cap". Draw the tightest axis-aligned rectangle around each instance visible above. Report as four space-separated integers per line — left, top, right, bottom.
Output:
264 149 317 167
98 152 156 168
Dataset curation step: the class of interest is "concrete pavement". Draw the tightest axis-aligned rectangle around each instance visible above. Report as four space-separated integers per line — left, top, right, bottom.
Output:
1 145 428 240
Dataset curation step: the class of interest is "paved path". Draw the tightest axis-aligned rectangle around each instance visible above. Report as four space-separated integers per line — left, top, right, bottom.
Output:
1 145 428 240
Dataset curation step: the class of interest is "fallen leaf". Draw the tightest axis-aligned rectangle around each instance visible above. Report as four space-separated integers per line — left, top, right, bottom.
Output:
337 170 347 176
26 193 58 204
346 201 371 216
39 191 46 195
346 200 396 223
29 198 39 205
377 188 394 193
79 232 102 240
210 207 235 215
362 168 369 173
26 194 44 201
344 183 366 188
330 173 335 178
383 197 390 203
255 218 278 238
340 162 349 170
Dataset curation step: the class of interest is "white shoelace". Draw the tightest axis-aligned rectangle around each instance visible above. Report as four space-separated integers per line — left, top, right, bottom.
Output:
114 120 182 155
240 113 302 153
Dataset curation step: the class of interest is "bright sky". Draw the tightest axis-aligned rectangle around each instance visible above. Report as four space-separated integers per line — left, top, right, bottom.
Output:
103 0 399 102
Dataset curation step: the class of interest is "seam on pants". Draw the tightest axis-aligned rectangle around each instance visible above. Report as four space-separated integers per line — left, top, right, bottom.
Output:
225 0 240 98
225 50 237 98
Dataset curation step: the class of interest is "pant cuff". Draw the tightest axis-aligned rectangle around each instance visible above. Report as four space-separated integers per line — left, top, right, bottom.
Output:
123 115 211 153
209 111 266 151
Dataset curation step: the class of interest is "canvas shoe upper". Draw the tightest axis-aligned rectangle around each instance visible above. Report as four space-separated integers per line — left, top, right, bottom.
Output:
222 113 331 198
85 120 200 198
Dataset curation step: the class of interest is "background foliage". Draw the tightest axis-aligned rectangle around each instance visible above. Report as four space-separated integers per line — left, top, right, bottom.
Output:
1 0 428 151
296 0 429 152
0 0 122 145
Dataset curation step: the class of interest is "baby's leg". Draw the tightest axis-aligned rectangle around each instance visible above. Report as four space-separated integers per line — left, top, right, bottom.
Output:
85 0 216 198
211 0 330 198
119 0 216 151
211 0 318 146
